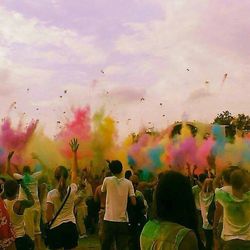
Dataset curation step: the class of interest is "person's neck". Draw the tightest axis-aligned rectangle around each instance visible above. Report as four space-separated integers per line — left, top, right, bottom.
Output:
7 196 17 201
114 173 123 178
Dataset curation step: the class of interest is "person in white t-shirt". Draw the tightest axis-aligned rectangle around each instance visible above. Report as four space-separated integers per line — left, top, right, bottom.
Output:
215 168 250 250
199 178 214 250
101 160 136 250
8 151 44 247
46 138 79 250
4 179 35 250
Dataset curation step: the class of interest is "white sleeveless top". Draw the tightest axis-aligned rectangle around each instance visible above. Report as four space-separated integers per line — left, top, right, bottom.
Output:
4 199 25 238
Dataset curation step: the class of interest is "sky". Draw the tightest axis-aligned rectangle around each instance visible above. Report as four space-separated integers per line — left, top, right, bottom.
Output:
0 0 250 139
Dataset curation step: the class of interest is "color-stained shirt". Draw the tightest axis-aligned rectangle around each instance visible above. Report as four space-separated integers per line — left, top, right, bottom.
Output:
215 189 250 241
140 220 191 250
14 172 42 202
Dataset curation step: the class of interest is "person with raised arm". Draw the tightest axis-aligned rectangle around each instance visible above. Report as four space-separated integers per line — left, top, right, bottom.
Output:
8 151 43 247
4 178 35 250
46 138 79 250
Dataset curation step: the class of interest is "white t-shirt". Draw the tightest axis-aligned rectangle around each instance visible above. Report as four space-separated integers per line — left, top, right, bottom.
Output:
46 183 78 229
14 172 42 202
199 191 214 230
4 199 25 238
216 189 250 241
192 185 201 210
101 176 135 222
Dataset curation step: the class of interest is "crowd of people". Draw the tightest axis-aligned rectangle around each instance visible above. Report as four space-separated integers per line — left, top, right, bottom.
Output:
0 138 250 250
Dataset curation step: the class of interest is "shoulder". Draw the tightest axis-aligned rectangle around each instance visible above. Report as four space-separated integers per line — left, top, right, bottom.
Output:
70 183 78 192
47 189 58 200
179 230 198 250
135 190 144 197
141 220 159 235
215 188 228 200
123 178 133 186
13 173 23 180
103 176 113 183
32 171 42 179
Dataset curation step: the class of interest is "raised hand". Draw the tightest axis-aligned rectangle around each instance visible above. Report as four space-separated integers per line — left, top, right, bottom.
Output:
70 138 79 153
8 151 14 161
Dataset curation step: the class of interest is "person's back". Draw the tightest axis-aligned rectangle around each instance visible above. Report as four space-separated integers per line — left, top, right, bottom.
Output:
47 182 78 228
101 160 136 250
140 220 192 250
215 168 250 249
5 199 25 237
216 188 250 240
199 178 214 250
4 179 35 250
46 138 79 250
140 171 200 250
13 166 42 243
103 176 133 222
192 185 201 210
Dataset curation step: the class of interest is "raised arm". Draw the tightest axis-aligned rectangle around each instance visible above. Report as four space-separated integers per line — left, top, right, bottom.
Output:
14 180 34 215
6 151 20 177
69 138 79 184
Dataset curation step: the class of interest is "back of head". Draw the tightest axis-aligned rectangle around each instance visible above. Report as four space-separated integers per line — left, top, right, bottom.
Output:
155 171 197 232
230 169 245 191
54 166 69 200
0 177 6 183
130 174 139 189
80 169 87 179
198 173 208 184
4 180 19 198
23 165 31 174
221 166 239 185
108 160 123 175
125 170 132 179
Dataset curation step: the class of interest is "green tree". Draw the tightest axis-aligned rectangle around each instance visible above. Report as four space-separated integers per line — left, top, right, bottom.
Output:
213 110 234 125
234 114 250 131
213 111 236 138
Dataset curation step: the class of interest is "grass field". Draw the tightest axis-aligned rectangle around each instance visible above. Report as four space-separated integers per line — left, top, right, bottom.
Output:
76 234 100 250
40 234 101 250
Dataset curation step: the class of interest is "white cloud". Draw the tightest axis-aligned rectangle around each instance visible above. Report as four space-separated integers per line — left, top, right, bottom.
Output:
113 0 250 125
0 6 107 65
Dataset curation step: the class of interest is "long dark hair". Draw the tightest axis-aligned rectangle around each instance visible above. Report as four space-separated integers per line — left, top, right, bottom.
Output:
155 171 203 248
54 166 69 201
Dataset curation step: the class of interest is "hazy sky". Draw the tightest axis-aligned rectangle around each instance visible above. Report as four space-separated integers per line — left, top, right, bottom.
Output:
1 0 250 138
